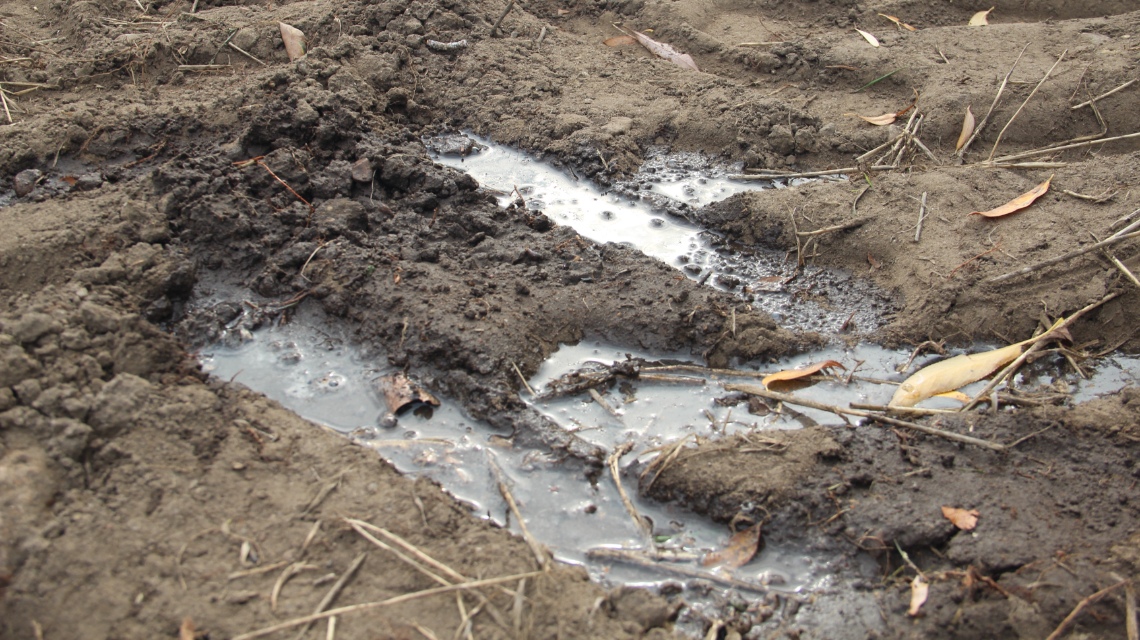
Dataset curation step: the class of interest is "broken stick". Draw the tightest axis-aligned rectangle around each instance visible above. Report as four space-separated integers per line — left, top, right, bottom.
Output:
724 383 1007 451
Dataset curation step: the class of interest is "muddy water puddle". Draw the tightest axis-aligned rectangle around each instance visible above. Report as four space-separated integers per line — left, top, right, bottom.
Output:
197 296 1138 615
429 134 892 334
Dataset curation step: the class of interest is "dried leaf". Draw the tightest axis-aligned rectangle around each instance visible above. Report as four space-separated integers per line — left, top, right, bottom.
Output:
867 253 882 270
956 105 975 151
942 506 980 530
879 14 917 31
970 175 1052 217
908 576 929 616
762 360 845 388
279 22 307 61
969 7 994 26
934 390 972 403
180 618 197 640
604 35 637 47
375 373 440 415
890 343 1024 407
855 28 880 47
628 29 699 71
700 523 762 569
557 8 570 15
847 112 897 126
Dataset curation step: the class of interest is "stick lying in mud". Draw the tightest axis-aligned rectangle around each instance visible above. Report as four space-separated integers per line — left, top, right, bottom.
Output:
960 292 1120 412
607 443 655 549
487 453 549 569
732 165 894 180
293 553 366 640
586 548 785 595
346 518 513 630
232 571 545 640
491 0 515 37
723 384 1008 452
1071 79 1136 110
988 227 1140 283
987 49 1067 162
1044 578 1132 640
958 43 1028 161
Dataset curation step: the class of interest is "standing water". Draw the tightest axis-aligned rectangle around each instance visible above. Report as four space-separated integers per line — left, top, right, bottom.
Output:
195 137 1139 634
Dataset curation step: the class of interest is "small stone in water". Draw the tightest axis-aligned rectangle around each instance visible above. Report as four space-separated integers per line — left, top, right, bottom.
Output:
14 169 42 197
378 413 398 429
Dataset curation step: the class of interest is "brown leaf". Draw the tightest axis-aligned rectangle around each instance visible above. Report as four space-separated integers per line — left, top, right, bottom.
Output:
970 175 1052 217
908 575 929 616
700 523 762 569
375 373 441 415
603 35 636 47
762 360 845 388
956 105 975 151
855 28 880 47
969 7 994 26
878 14 917 31
867 253 882 270
180 618 197 640
627 29 699 71
279 22 307 61
942 506 980 530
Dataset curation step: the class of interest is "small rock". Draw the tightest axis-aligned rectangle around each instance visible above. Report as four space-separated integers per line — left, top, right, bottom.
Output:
601 116 633 136
351 158 373 183
14 169 42 197
73 173 104 191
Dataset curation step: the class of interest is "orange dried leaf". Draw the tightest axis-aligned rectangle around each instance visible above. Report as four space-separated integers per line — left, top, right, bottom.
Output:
629 29 699 71
956 105 975 151
604 35 637 47
762 360 845 388
855 28 880 47
970 175 1052 217
969 7 994 26
942 506 980 530
908 576 929 616
279 22 307 61
879 14 917 31
700 523 762 569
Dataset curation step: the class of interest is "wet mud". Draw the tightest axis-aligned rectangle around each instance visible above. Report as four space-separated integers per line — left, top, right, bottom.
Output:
2 0 1139 638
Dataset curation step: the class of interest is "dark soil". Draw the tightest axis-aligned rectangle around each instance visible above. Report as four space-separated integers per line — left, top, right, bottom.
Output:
1 0 1138 638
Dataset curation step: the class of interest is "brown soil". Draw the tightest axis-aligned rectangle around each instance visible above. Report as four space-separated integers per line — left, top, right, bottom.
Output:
1 0 1138 638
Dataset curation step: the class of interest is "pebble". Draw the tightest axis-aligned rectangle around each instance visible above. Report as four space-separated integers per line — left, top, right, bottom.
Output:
14 169 42 197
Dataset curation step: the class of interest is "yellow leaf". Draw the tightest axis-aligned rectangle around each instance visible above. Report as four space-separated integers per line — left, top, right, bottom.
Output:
941 506 980 530
969 7 994 26
908 575 929 616
970 175 1052 217
956 105 975 151
889 343 1024 407
762 360 845 388
700 523 763 569
604 35 637 47
845 112 895 125
855 28 880 47
879 14 917 31
279 22 307 61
